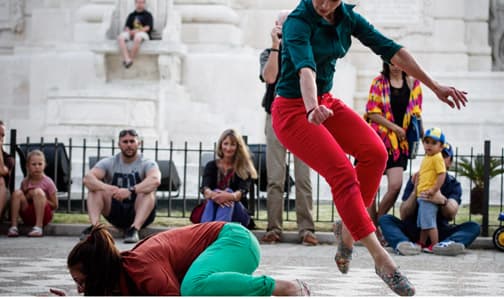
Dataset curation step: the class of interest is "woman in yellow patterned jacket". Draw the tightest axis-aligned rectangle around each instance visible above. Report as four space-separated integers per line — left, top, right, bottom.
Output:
365 62 424 244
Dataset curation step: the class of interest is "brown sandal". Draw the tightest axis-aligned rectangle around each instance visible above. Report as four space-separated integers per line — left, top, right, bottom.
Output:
295 279 311 296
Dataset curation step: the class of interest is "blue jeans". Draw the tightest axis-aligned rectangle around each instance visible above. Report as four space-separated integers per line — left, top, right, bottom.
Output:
379 214 481 250
417 198 438 229
201 189 250 227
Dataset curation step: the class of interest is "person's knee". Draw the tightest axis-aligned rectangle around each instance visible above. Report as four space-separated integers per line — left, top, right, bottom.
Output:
387 180 402 194
11 190 24 201
466 221 481 236
32 188 46 199
133 34 143 43
378 214 395 227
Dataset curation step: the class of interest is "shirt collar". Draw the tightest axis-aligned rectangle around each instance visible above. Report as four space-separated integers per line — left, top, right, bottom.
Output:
303 0 356 26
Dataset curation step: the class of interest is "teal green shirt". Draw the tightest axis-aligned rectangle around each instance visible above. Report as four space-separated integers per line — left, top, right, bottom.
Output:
276 0 403 99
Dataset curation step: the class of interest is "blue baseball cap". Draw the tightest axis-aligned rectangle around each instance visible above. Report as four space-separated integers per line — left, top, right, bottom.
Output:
442 142 454 158
424 127 445 144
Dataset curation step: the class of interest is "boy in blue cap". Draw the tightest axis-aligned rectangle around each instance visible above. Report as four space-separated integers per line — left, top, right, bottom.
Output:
416 127 447 252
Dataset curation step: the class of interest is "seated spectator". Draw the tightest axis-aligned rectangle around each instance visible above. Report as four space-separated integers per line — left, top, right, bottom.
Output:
55 222 310 296
8 150 58 237
379 142 481 256
200 129 257 227
0 121 15 221
80 129 160 243
117 0 153 68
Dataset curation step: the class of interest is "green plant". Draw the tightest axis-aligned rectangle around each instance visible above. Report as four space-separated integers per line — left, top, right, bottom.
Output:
454 155 504 188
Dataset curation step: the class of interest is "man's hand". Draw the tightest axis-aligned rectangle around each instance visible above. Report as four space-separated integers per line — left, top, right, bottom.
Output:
307 105 334 125
112 188 131 201
270 25 282 48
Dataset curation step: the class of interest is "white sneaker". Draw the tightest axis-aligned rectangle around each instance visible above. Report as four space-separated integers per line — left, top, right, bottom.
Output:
396 241 421 256
433 241 465 256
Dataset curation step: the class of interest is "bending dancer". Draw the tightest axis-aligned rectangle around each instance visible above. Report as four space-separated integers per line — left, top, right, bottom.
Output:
272 0 467 296
56 222 310 296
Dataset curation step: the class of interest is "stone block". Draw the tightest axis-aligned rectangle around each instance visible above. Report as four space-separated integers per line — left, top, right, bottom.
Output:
465 0 490 21
105 54 160 81
433 19 466 46
468 55 492 71
181 23 241 45
30 8 73 42
236 9 277 49
425 0 464 19
465 22 491 49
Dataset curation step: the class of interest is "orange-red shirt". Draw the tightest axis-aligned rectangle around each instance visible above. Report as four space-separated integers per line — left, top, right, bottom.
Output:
119 222 226 295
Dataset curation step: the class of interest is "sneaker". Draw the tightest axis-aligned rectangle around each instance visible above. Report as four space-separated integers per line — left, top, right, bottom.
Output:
333 220 353 274
432 241 465 256
27 226 43 237
422 244 434 254
79 225 94 241
261 231 280 244
302 231 319 246
7 226 19 237
375 266 415 296
123 60 133 69
396 241 421 256
124 227 139 244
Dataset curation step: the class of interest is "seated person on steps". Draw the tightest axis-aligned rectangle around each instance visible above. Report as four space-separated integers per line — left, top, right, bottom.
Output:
117 0 153 68
80 129 160 244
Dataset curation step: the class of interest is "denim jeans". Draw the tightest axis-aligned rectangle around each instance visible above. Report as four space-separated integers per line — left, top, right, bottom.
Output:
379 214 481 250
201 189 250 227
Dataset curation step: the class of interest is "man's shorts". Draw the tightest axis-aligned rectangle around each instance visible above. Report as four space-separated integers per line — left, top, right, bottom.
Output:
105 198 156 229
119 31 150 42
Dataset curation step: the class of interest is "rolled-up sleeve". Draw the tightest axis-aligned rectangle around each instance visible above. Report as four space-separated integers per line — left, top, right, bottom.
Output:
283 17 317 73
352 12 402 63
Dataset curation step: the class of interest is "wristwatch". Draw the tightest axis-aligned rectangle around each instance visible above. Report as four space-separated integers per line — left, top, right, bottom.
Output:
128 186 136 195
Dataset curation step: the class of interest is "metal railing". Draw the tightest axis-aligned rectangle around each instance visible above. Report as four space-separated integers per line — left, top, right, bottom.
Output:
5 129 504 235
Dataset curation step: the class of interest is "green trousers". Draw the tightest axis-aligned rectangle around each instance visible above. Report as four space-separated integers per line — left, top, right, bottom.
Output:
180 222 276 296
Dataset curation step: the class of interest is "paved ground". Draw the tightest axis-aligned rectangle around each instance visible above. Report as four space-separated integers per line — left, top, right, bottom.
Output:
0 234 503 296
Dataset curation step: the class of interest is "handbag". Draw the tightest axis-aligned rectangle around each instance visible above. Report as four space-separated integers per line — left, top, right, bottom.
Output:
190 200 207 224
406 115 420 159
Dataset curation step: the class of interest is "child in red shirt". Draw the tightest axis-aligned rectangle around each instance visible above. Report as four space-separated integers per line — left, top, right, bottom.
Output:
7 149 58 237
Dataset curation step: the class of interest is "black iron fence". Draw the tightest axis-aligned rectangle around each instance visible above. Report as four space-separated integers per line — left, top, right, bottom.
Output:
5 129 504 236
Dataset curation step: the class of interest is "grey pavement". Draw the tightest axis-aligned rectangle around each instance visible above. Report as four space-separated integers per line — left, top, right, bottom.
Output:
0 224 503 296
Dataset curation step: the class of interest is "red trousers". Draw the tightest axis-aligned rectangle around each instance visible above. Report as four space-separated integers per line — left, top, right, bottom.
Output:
271 94 387 241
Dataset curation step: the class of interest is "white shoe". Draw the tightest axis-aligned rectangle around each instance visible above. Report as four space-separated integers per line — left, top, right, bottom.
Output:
396 241 421 256
433 241 465 256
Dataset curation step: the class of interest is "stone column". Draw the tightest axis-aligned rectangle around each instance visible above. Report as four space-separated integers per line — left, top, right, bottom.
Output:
490 0 504 70
0 0 25 52
465 0 492 71
174 0 241 49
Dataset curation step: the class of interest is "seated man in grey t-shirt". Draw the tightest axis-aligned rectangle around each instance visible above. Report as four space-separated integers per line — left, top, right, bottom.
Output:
81 129 161 243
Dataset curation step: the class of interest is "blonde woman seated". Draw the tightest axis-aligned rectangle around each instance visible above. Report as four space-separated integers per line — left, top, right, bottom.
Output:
200 129 257 227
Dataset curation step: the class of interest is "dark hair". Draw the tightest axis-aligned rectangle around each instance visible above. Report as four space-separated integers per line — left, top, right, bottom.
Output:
119 129 138 138
67 224 122 296
381 62 407 82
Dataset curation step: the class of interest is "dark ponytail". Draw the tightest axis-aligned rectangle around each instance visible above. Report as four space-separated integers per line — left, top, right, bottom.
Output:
67 224 122 295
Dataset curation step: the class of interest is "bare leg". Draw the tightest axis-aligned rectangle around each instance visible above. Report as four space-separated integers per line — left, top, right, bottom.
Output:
360 232 397 273
377 167 403 218
117 34 131 63
129 35 143 62
28 188 47 228
132 192 155 230
10 190 27 227
428 228 439 245
86 190 113 225
0 178 7 220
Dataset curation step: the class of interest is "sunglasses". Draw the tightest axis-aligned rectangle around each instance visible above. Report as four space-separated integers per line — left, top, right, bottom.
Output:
119 129 138 138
